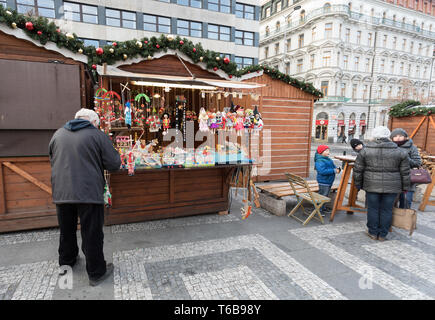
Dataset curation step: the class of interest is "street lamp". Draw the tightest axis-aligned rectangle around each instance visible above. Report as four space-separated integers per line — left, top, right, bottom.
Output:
283 5 302 70
427 48 435 103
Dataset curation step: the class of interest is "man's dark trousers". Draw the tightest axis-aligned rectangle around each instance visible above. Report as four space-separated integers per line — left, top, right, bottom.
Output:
56 204 106 280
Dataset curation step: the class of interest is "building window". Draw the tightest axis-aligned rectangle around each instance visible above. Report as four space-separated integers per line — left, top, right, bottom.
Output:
264 46 269 59
354 57 359 71
390 60 395 73
339 23 342 38
144 14 171 33
416 65 420 78
324 23 332 39
178 0 202 9
285 62 290 74
352 84 358 100
363 85 368 100
16 0 55 18
298 34 304 48
106 8 121 27
341 83 346 97
265 7 270 17
410 41 414 53
299 10 305 23
424 66 428 78
343 55 348 69
388 86 392 98
122 11 136 29
323 51 331 67
209 0 231 13
393 37 397 49
312 27 317 41
337 51 340 66
398 86 403 98
276 0 282 12
367 33 372 46
310 54 315 69
365 58 370 72
408 63 412 75
418 43 422 55
235 56 253 69
274 43 280 55
80 38 99 47
383 35 387 47
345 28 350 42
265 26 270 36
402 38 407 51
286 39 291 52
235 30 254 46
321 81 329 96
378 85 383 99
380 59 385 73
297 59 303 73
356 31 361 44
64 2 98 24
400 62 404 75
107 8 135 28
208 24 230 41
236 2 254 19
276 21 280 32
177 19 202 37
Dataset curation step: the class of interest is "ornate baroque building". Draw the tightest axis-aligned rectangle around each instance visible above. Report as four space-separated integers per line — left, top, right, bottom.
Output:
260 0 435 142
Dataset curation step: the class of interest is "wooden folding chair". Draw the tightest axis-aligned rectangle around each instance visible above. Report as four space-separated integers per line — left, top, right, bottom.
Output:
285 173 331 226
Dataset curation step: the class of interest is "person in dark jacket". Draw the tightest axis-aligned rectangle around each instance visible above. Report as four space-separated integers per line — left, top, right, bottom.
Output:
353 126 410 241
314 145 341 216
49 108 121 286
390 128 422 209
350 138 364 153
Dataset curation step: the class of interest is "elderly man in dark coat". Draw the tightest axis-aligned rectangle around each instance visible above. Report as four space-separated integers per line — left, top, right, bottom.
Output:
49 108 121 286
353 126 410 241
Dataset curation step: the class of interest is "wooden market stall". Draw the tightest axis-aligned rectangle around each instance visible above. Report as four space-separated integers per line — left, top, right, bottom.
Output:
94 52 262 226
0 27 95 233
233 72 318 182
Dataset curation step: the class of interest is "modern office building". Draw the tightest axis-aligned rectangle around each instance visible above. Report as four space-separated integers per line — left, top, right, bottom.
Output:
1 0 261 69
259 0 435 142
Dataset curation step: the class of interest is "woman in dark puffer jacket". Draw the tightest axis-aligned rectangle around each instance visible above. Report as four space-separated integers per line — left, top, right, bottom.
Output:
353 126 411 241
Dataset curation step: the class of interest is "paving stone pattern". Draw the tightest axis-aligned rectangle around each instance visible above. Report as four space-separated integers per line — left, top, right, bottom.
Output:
1 193 435 300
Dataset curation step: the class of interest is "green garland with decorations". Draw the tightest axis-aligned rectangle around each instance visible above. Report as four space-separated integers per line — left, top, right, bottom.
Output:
0 6 323 98
388 100 435 118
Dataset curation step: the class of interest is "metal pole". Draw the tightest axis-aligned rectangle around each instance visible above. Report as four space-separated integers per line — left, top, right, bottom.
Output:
427 50 435 103
366 30 377 137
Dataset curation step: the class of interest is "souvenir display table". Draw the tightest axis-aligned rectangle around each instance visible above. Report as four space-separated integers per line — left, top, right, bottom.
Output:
105 163 251 225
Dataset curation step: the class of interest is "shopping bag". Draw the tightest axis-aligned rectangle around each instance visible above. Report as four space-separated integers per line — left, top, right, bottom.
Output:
392 206 417 236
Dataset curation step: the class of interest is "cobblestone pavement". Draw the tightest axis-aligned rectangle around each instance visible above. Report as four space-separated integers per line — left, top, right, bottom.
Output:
0 190 434 300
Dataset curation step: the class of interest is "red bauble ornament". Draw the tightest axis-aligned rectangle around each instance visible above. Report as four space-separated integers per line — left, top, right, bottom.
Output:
37 31 42 36
229 75 233 78
112 42 117 46
193 48 196 52
179 40 184 45
156 44 160 49
56 29 60 33
96 47 104 55
248 71 251 73
213 67 218 71
25 22 34 31
92 64 97 70
223 57 230 64
144 40 148 44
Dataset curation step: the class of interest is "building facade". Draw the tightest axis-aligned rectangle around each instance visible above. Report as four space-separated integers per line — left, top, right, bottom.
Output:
2 0 260 69
259 0 435 142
